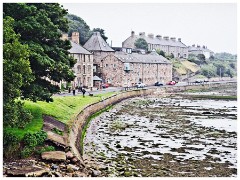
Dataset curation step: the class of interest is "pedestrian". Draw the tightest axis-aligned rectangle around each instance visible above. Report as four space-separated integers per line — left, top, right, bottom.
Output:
68 87 71 93
73 88 75 96
82 88 86 97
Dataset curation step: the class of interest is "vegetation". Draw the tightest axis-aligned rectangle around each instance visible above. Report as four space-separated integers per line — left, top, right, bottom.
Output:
3 16 34 128
156 49 166 57
214 52 237 61
4 3 76 102
134 38 148 51
66 14 109 45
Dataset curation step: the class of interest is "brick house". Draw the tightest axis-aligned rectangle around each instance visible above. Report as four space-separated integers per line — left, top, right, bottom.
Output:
101 50 172 87
122 31 188 59
83 32 115 78
61 32 93 88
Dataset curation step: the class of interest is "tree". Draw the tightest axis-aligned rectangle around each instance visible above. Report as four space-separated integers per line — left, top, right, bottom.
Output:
3 16 33 127
92 28 108 42
66 13 92 45
209 55 214 60
4 3 76 102
200 64 217 78
134 38 148 51
156 49 165 57
197 54 206 61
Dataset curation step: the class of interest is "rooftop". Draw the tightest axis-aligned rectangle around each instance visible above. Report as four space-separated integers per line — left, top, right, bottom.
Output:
68 41 92 55
83 32 115 52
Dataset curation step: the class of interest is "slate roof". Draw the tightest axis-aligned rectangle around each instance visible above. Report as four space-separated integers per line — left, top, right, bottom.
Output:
83 32 115 52
113 51 171 64
130 35 187 48
188 46 213 53
69 41 92 55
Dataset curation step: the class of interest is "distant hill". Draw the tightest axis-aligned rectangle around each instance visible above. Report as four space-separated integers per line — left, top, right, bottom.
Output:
214 52 237 61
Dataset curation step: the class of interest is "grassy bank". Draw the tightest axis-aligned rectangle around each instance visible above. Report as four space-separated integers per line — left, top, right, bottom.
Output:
5 92 117 140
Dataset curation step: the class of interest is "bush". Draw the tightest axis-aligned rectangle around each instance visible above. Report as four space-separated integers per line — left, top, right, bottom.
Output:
23 130 47 147
21 147 33 158
35 146 55 155
3 131 20 159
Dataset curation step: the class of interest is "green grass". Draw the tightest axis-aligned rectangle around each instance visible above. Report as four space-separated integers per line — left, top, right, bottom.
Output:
5 92 117 140
189 95 237 100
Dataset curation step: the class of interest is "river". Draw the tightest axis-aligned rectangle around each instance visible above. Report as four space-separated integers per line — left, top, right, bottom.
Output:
83 89 237 177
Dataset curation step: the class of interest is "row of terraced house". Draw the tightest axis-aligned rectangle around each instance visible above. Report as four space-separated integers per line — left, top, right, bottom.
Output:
60 31 213 89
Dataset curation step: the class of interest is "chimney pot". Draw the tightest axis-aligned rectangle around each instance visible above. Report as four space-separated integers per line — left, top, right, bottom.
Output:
131 31 135 37
139 32 145 36
178 38 181 42
163 36 169 40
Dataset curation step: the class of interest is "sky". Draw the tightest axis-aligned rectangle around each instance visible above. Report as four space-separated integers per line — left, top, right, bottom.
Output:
63 3 236 54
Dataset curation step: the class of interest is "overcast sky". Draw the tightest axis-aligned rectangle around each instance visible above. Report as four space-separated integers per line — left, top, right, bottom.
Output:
62 3 237 54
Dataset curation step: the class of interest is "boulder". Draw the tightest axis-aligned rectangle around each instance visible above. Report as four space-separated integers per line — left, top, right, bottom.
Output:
66 151 74 159
6 166 49 177
41 151 66 162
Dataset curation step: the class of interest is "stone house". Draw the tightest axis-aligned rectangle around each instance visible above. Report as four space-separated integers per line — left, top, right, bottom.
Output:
83 32 115 78
101 50 172 87
122 31 188 59
61 32 93 88
188 44 214 59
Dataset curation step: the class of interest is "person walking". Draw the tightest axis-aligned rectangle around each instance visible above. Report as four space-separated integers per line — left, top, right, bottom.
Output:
82 88 86 97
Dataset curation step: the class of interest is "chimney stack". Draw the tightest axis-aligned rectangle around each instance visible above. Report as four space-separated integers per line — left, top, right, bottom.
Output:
71 32 79 44
131 31 135 37
178 38 181 42
170 37 176 41
139 32 145 37
61 33 68 41
156 35 162 40
163 36 169 40
148 33 154 38
197 45 200 48
192 44 195 47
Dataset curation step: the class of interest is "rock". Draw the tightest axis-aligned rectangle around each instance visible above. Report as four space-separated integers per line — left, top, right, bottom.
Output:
68 164 79 171
42 151 66 162
51 164 59 170
124 171 131 177
53 171 62 177
116 144 121 148
70 157 79 164
66 165 74 173
6 166 49 177
66 151 74 159
91 170 101 177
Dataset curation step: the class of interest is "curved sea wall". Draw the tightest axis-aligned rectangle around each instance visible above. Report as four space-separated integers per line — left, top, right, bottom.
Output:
68 82 236 161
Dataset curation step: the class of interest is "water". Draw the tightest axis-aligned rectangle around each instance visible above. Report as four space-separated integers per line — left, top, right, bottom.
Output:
83 95 237 177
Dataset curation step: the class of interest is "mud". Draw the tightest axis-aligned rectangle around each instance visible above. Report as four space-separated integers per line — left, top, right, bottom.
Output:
83 90 237 177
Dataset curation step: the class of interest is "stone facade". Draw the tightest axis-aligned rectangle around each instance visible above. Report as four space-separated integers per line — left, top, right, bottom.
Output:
122 31 188 59
188 44 214 59
83 32 115 78
61 32 93 88
101 51 172 87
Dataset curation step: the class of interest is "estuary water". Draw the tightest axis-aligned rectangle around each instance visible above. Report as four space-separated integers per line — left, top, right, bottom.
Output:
83 94 237 177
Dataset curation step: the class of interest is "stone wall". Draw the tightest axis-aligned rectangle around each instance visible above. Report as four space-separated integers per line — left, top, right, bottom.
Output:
68 81 236 161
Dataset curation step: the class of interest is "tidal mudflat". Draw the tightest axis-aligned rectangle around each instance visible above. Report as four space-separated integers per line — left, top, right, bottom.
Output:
83 92 237 177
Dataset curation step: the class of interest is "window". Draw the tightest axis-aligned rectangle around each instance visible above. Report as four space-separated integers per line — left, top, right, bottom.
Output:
105 64 108 67
77 65 81 73
88 65 91 73
83 55 85 62
77 77 81 86
83 65 86 74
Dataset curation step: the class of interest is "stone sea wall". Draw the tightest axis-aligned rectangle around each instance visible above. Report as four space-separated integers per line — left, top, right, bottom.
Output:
68 82 236 160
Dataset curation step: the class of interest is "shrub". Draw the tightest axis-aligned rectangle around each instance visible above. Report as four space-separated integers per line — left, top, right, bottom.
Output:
3 131 20 159
23 130 47 147
21 147 33 158
35 146 55 155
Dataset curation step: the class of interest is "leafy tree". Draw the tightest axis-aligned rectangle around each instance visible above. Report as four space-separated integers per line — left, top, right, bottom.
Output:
156 49 165 57
197 54 206 61
209 55 214 60
170 53 174 59
4 3 76 102
66 13 92 45
200 64 217 78
229 62 236 70
134 38 148 51
3 16 33 127
92 28 108 42
225 68 235 78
